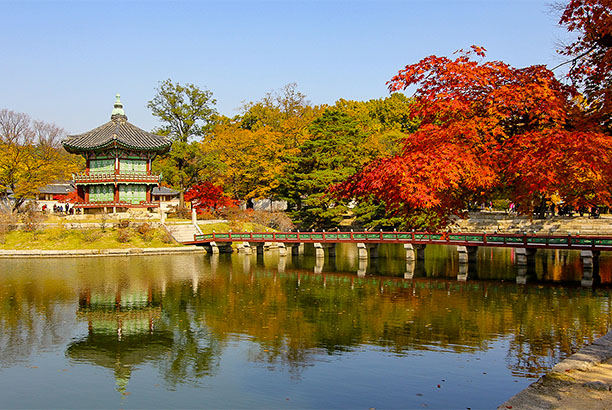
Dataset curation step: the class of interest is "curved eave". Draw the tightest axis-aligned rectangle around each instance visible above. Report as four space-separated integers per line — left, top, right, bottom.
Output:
62 140 171 154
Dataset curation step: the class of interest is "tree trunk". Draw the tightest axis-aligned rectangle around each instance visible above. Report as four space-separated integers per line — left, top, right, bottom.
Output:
179 189 185 210
537 196 547 219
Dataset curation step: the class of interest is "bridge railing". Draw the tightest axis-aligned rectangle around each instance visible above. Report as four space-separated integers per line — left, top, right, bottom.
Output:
190 231 612 250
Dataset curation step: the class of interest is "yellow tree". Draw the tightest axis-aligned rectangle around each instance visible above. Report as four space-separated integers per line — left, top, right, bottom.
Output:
203 121 284 201
0 109 82 210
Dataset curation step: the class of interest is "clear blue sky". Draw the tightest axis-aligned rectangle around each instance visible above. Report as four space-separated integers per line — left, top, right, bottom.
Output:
1 0 571 134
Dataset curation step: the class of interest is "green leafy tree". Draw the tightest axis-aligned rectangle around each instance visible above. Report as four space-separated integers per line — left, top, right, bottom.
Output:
148 79 217 208
279 109 375 230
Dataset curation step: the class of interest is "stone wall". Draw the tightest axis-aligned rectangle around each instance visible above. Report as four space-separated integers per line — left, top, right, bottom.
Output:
449 211 612 235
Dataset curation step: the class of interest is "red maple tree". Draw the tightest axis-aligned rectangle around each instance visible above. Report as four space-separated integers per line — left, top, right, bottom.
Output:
184 182 236 214
559 0 612 127
334 46 612 228
53 190 79 203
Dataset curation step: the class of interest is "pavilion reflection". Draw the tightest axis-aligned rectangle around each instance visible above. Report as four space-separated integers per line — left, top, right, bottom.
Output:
67 288 172 395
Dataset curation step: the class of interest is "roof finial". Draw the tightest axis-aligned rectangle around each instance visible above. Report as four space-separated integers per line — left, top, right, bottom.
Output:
111 93 127 120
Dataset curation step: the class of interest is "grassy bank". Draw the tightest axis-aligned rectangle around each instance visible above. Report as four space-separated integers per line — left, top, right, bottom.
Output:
0 226 179 250
197 221 272 234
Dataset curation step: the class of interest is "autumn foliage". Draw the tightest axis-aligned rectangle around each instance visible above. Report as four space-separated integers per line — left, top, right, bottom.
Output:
334 46 612 228
184 182 236 213
53 190 79 204
559 0 612 127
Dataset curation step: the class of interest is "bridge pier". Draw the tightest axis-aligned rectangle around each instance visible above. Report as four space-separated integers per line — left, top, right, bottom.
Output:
457 246 478 263
357 258 367 277
581 250 600 287
286 243 303 255
404 260 415 279
238 242 253 254
277 256 286 273
514 248 537 266
314 257 324 274
203 241 233 254
457 263 468 282
357 243 379 259
314 243 336 258
404 244 415 261
277 243 288 256
516 266 528 285
251 242 266 254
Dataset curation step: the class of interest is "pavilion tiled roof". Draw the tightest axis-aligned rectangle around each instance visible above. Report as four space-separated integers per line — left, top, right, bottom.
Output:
62 95 171 154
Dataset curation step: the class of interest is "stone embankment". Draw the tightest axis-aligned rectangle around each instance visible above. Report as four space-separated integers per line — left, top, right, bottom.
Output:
450 212 612 235
0 246 205 258
500 330 612 409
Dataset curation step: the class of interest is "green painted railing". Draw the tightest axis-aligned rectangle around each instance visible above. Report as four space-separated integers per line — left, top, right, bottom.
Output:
187 230 612 251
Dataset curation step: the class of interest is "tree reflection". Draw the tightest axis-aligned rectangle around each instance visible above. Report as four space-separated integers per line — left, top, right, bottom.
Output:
0 254 611 388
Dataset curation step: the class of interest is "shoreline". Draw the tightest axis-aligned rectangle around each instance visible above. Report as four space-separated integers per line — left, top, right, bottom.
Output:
0 245 206 258
499 329 612 409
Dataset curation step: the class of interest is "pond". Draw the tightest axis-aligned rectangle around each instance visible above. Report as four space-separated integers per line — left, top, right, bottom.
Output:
0 244 611 408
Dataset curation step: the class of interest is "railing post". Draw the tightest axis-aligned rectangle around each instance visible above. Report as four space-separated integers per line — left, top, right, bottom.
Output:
483 233 487 244
380 229 383 240
350 229 354 241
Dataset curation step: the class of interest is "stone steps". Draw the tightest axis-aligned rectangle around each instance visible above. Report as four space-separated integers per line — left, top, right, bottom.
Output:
166 224 200 242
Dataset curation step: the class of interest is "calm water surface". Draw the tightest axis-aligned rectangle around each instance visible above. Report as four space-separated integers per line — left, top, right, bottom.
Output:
1 244 611 408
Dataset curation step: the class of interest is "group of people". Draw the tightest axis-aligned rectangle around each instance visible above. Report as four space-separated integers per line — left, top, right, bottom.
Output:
41 203 75 215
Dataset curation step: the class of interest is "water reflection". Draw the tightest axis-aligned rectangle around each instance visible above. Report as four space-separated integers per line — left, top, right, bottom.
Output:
0 247 611 407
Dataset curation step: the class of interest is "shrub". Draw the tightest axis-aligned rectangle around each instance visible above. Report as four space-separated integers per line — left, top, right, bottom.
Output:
49 224 69 241
159 228 175 244
117 228 131 243
137 222 152 236
0 206 17 237
81 229 102 243
21 202 44 232
168 205 191 220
